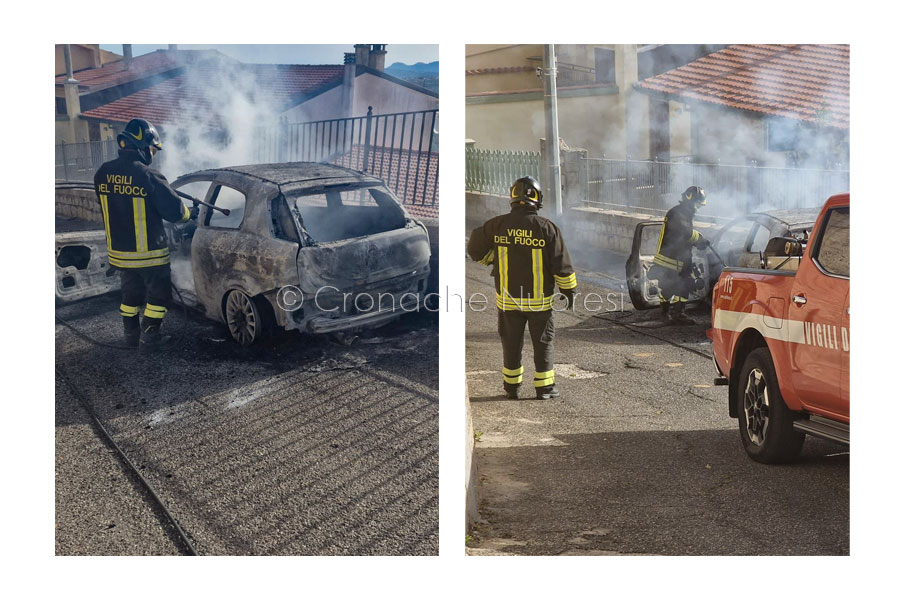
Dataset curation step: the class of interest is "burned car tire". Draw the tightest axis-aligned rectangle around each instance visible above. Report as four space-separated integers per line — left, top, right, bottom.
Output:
225 290 272 346
736 347 805 463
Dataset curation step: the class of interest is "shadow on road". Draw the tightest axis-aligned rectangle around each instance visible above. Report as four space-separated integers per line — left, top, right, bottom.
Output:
471 428 848 556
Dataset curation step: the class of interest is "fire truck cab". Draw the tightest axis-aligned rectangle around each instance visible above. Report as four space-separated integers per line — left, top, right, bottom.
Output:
710 193 849 463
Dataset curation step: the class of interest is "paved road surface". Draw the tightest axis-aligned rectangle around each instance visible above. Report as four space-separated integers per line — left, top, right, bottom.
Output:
465 253 848 556
56 294 438 555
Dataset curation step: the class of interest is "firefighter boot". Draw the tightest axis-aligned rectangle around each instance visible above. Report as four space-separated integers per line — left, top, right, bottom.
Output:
659 300 670 319
667 302 695 326
504 383 520 400
140 318 171 352
535 384 560 400
123 316 140 348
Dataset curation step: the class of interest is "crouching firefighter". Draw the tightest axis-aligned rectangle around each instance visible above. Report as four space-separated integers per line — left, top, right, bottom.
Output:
93 118 198 350
467 176 578 400
648 185 710 326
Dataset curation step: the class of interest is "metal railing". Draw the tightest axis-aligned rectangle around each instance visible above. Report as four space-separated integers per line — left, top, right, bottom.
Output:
55 108 439 210
465 148 541 196
56 139 119 182
255 108 439 208
584 157 849 218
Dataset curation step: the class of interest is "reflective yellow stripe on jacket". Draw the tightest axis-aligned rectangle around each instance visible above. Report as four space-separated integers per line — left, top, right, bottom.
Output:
554 273 577 290
653 253 683 271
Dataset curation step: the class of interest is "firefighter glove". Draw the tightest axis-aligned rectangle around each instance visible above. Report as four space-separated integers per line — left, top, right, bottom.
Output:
697 236 710 249
561 288 576 311
189 205 200 220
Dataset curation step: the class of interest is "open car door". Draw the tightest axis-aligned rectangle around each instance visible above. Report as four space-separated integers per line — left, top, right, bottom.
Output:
625 220 712 310
55 230 120 303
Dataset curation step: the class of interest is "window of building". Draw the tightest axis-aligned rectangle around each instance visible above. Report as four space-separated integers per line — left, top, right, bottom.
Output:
56 97 67 115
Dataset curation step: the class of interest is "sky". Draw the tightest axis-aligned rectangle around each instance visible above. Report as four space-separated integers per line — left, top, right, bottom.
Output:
99 44 438 66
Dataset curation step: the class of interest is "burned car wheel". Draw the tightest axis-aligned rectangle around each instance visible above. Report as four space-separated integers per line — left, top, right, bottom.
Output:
225 290 270 346
736 347 805 463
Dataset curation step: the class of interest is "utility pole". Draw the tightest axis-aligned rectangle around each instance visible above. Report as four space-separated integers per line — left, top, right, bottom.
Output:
543 44 562 218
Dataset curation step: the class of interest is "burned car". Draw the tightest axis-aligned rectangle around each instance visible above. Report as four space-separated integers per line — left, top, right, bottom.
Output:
626 208 820 310
55 163 431 346
167 162 431 345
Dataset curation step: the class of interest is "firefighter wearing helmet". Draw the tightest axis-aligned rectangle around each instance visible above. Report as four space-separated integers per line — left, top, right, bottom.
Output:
648 185 710 325
467 176 578 399
93 118 199 350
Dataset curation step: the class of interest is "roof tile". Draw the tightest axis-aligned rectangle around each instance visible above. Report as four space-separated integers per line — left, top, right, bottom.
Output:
635 44 849 128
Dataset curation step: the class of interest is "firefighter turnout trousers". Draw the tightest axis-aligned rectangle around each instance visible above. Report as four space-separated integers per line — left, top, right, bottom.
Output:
119 265 173 335
499 309 555 392
651 201 703 305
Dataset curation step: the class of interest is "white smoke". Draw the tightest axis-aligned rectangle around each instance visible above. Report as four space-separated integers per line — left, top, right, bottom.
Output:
156 58 305 178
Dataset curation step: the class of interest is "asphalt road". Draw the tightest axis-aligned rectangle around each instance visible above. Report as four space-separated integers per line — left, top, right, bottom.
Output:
465 252 849 556
55 293 438 555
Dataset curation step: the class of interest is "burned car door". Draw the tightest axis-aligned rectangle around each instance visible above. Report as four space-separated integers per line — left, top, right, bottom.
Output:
625 221 663 309
55 230 120 303
626 220 714 310
189 179 301 324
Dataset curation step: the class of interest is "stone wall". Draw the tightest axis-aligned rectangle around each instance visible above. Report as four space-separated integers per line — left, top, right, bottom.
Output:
466 193 722 254
56 188 102 224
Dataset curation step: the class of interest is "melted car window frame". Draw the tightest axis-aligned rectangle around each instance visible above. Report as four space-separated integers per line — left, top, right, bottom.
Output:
286 183 407 245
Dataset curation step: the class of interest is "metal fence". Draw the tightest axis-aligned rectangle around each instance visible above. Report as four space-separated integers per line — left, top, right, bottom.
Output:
255 108 439 208
56 139 119 182
584 157 850 218
465 148 541 196
465 149 850 219
55 108 439 210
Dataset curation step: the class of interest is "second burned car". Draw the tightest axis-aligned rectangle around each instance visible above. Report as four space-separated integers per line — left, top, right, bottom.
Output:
167 162 431 345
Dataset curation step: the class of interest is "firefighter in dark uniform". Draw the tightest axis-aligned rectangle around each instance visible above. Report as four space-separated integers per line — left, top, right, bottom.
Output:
93 118 197 350
467 176 578 400
648 185 710 325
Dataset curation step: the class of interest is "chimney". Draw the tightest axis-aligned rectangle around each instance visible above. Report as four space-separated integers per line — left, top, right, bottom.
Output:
90 45 102 68
123 44 133 69
369 44 387 72
342 53 357 118
354 44 369 70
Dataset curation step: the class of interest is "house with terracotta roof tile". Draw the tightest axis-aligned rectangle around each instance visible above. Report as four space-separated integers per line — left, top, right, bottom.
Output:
634 44 849 169
56 44 438 146
466 44 725 159
467 44 847 169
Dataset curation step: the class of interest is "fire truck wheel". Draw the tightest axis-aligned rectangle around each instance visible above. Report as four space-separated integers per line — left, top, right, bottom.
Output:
736 347 805 463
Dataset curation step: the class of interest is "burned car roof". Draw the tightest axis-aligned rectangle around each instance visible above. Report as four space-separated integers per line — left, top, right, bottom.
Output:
753 208 821 228
186 162 383 191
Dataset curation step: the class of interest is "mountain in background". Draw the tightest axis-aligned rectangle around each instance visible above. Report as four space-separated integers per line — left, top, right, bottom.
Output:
386 61 438 94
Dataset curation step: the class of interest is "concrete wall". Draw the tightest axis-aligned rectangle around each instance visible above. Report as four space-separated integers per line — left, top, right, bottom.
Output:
466 44 650 160
56 188 102 224
467 93 626 157
466 192 721 255
466 191 510 228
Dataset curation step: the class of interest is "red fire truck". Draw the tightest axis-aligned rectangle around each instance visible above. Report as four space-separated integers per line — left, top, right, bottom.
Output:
710 193 849 463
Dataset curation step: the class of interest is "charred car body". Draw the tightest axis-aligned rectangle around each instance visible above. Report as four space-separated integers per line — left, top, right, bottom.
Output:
56 163 431 345
626 209 820 310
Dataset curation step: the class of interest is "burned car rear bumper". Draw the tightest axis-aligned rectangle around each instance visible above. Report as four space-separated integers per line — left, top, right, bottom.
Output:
307 291 423 334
